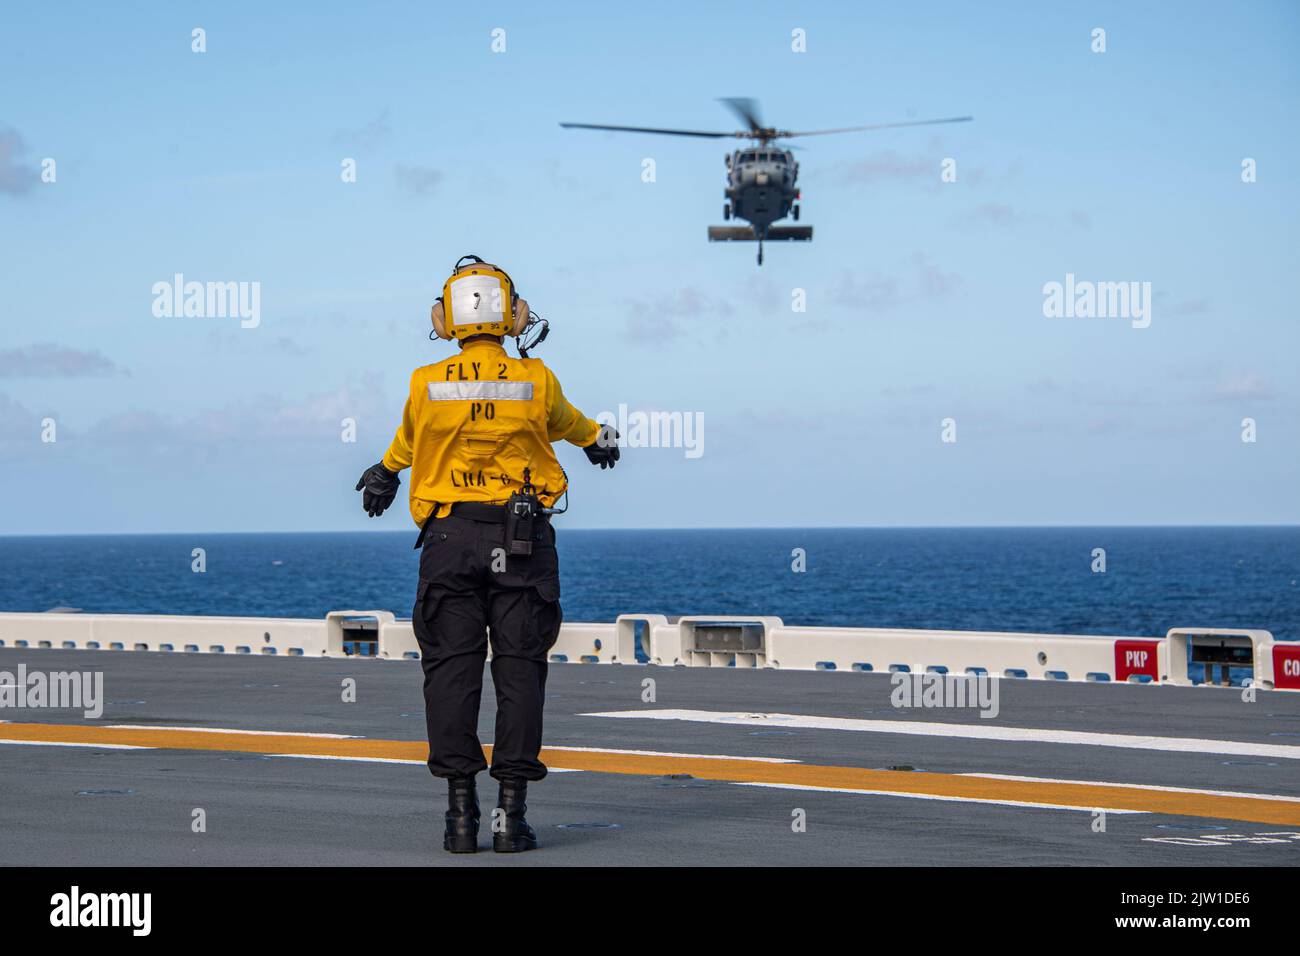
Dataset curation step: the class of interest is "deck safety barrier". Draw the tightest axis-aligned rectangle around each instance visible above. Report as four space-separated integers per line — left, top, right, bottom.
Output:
0 612 1293 690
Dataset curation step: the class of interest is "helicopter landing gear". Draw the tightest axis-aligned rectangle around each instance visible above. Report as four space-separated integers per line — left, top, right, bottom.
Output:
723 203 731 220
792 204 800 221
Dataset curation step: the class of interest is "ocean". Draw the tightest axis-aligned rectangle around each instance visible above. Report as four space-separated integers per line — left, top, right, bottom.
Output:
0 527 1296 638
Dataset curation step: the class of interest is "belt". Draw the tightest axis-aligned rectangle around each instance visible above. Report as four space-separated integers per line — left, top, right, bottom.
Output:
414 501 550 549
447 501 520 523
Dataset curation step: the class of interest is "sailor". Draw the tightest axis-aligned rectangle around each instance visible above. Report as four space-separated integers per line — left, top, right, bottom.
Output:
355 256 619 854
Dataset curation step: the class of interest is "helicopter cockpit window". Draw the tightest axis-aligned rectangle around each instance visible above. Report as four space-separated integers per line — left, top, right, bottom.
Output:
740 152 756 163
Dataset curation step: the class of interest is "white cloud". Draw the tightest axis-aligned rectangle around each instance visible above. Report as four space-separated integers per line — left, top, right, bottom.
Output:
0 343 127 379
0 127 38 196
1213 374 1275 402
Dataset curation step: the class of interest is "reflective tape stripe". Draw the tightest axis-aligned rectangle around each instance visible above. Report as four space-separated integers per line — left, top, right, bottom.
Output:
427 381 534 402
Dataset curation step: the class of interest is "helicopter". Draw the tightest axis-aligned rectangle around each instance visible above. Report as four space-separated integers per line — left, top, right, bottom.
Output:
561 98 971 265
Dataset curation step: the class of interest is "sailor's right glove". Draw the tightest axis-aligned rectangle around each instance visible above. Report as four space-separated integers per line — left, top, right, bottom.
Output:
355 461 400 517
583 425 621 470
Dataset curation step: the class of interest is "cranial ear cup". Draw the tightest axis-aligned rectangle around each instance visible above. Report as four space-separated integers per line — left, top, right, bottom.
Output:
512 296 529 335
430 299 451 340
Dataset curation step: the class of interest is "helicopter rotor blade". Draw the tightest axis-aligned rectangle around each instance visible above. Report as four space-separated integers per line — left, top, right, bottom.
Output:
781 116 973 138
559 122 735 139
718 97 764 133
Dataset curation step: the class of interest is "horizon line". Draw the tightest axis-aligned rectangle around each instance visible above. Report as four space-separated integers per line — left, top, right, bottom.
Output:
1 522 1298 539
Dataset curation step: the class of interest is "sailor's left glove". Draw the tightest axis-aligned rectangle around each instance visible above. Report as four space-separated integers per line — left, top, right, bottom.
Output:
583 425 621 470
355 462 400 517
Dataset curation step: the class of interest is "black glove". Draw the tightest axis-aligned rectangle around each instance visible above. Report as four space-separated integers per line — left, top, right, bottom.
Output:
583 425 620 470
355 461 400 517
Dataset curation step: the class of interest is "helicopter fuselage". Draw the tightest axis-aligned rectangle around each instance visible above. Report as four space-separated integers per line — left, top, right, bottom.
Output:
724 146 799 234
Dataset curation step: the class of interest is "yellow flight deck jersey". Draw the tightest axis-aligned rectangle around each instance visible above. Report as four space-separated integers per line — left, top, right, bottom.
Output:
382 338 601 528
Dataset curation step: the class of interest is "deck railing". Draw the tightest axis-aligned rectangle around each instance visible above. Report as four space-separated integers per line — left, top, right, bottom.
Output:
0 612 1294 690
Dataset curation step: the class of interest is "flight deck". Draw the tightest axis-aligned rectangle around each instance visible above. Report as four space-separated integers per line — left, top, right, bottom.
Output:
1 610 1297 866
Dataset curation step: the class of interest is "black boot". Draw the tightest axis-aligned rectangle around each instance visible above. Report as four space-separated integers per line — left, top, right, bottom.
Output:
493 779 538 853
443 776 480 854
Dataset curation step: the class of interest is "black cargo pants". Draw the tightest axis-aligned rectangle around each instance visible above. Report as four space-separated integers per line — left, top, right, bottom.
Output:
412 511 562 783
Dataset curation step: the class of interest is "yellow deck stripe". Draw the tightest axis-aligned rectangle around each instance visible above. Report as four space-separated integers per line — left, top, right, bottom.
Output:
3 721 1298 826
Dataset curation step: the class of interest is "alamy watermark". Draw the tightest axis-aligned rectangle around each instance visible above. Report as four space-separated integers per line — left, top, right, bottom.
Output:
0 664 103 718
151 273 261 328
50 886 150 936
1042 273 1151 329
596 403 704 459
890 671 999 719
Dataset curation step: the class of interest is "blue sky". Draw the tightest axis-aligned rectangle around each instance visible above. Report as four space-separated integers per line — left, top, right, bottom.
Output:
1 0 1297 533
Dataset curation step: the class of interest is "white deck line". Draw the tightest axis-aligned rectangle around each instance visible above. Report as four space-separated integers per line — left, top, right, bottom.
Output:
270 753 582 771
0 739 153 751
732 781 1148 814
580 709 1300 760
543 745 801 763
104 724 361 738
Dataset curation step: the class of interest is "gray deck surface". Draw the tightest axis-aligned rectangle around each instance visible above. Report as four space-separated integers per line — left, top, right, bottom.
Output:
2 647 1298 866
